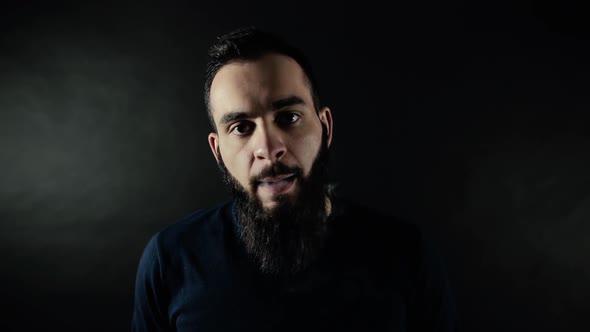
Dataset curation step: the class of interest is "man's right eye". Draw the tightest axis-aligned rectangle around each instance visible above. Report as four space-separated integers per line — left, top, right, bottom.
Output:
230 122 254 136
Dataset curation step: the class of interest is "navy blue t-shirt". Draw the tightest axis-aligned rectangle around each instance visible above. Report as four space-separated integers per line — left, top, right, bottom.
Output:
131 197 455 331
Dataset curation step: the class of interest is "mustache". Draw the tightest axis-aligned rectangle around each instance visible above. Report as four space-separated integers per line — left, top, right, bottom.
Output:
250 162 303 187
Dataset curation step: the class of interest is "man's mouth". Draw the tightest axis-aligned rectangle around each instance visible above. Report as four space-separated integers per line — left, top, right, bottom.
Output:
258 173 295 184
257 174 297 195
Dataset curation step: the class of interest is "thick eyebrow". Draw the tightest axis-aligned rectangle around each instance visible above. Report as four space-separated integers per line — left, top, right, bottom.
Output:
271 95 305 110
219 96 306 127
219 112 249 127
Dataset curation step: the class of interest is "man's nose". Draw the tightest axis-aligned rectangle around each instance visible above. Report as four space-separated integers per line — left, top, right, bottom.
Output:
252 125 286 162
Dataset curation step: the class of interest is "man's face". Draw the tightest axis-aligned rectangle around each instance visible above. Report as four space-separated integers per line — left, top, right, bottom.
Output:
208 53 333 210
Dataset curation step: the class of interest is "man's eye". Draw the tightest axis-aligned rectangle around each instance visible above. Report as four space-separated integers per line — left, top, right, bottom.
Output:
230 122 254 136
276 112 300 127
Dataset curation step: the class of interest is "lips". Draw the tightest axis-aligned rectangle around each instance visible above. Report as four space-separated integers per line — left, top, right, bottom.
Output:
258 174 295 184
257 174 296 196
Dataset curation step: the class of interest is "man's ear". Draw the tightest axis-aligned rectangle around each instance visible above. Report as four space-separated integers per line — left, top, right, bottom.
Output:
208 132 221 162
318 107 333 147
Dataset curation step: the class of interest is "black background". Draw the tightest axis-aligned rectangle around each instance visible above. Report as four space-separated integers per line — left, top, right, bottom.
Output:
1 1 589 331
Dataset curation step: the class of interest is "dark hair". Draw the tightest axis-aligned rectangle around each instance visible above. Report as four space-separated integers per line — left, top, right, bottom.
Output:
204 26 321 131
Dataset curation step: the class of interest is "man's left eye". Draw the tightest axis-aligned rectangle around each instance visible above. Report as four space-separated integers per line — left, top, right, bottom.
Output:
276 113 300 127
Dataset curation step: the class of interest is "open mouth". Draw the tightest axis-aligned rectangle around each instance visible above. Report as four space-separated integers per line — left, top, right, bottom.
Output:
257 174 297 195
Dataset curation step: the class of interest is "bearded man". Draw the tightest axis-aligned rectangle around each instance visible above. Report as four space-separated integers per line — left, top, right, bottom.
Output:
131 26 456 332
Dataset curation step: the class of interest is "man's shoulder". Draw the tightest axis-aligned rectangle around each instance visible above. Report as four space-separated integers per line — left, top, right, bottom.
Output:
151 199 234 252
331 197 446 280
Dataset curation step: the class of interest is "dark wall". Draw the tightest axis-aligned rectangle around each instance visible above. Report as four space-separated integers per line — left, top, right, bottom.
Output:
1 1 588 331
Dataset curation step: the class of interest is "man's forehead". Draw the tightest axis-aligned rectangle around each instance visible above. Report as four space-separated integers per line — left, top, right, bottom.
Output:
209 54 312 120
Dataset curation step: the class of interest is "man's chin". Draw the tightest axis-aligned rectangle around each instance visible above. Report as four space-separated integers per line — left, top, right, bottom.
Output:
256 182 299 207
258 195 293 212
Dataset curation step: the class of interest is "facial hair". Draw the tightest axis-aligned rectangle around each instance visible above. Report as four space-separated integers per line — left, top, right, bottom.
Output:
217 126 331 276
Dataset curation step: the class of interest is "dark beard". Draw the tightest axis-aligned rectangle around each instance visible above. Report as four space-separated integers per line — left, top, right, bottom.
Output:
217 126 331 276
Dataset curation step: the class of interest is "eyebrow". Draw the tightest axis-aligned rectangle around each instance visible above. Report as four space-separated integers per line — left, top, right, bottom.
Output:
271 95 305 110
219 112 249 127
219 95 306 126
